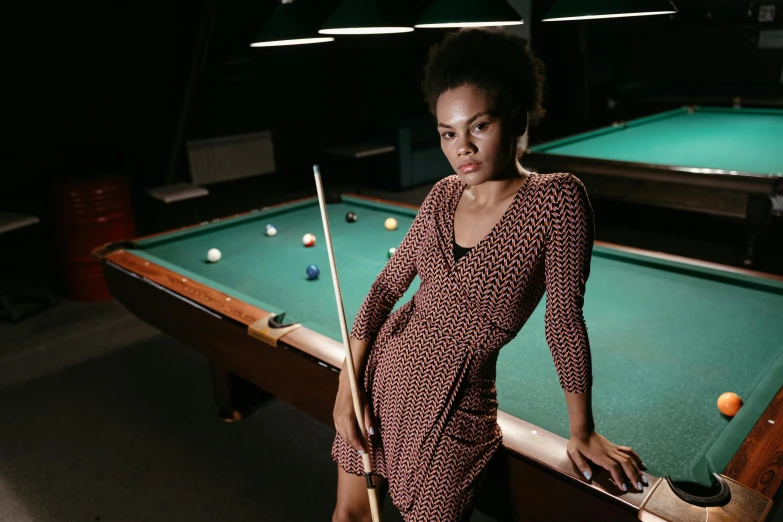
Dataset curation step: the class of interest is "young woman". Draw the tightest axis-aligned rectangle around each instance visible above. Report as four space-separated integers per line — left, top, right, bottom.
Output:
331 28 645 522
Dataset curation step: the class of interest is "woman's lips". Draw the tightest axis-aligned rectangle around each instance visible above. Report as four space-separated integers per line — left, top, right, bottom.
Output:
458 162 481 173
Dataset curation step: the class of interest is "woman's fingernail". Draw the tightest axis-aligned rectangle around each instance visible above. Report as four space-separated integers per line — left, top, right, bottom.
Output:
622 483 628 492
369 427 375 436
642 476 649 485
637 482 643 490
583 471 591 480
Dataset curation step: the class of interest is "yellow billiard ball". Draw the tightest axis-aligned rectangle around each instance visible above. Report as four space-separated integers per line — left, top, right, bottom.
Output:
384 218 398 231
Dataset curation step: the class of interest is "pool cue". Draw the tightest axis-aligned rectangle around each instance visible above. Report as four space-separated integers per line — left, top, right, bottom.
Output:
313 164 382 522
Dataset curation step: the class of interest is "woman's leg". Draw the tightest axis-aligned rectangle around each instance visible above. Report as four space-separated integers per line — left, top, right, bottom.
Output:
333 465 389 522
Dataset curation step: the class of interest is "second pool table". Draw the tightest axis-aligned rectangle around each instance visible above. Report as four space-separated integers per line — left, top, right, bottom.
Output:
95 194 783 521
525 106 783 268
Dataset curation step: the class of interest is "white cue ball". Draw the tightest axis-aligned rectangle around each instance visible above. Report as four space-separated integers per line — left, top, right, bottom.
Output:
207 248 222 263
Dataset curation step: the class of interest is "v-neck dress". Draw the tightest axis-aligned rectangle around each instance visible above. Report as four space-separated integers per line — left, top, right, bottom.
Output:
332 172 595 521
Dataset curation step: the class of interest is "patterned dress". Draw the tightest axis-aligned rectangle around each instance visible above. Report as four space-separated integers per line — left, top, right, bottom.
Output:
332 172 595 521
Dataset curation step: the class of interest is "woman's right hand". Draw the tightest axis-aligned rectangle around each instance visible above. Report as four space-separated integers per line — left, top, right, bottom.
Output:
333 373 375 454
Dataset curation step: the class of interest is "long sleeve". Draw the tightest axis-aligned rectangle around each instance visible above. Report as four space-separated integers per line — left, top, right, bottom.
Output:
350 180 443 342
544 174 594 393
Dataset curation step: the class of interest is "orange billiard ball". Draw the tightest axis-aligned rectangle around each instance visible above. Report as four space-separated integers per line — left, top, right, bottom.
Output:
302 233 316 247
717 392 743 417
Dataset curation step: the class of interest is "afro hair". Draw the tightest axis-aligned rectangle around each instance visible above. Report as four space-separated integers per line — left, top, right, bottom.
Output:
422 28 546 131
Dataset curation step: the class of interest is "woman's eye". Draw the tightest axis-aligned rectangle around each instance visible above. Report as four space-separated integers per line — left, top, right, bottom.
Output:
473 122 488 132
442 132 454 139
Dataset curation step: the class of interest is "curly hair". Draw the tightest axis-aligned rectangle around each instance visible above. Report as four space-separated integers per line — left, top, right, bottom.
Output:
422 28 546 132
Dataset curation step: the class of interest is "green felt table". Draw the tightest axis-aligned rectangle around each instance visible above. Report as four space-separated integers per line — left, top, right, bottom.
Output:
96 194 783 521
525 106 783 268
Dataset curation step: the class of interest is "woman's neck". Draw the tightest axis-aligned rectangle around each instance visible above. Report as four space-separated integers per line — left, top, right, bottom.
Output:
465 158 530 207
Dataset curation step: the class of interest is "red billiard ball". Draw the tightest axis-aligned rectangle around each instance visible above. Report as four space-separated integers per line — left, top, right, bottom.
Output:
302 233 316 247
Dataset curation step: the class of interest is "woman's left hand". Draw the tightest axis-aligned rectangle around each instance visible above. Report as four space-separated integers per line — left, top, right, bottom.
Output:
567 431 647 492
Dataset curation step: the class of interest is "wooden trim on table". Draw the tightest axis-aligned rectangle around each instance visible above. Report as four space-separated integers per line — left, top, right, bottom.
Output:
98 249 267 326
495 410 651 511
94 248 346 370
724 385 783 497
523 152 783 194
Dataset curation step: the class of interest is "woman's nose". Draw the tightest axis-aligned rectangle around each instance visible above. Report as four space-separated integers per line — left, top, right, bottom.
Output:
457 138 475 156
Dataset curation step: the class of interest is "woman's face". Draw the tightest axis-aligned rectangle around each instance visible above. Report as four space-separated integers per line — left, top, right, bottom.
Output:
436 84 518 186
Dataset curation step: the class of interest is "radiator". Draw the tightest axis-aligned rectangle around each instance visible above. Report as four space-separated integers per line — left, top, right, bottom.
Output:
186 131 275 186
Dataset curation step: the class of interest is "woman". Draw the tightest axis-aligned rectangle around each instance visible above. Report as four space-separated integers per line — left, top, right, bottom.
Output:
331 28 645 522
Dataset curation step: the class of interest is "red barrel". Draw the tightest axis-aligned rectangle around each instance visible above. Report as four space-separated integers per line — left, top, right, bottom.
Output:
51 176 136 301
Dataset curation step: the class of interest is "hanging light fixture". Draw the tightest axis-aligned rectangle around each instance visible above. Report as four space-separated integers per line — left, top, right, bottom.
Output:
319 0 414 35
251 0 335 48
415 0 524 29
542 0 677 22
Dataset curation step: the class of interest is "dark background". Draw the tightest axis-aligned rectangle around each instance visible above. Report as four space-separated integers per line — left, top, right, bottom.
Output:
3 0 782 254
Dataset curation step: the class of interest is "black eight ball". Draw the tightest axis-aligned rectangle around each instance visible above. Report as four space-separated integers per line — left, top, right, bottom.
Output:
346 212 357 223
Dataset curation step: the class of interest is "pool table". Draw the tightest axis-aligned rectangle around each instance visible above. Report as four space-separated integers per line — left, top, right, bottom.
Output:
94 193 783 521
525 106 783 268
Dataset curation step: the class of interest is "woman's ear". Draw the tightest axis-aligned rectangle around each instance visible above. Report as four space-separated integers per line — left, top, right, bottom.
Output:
514 112 530 158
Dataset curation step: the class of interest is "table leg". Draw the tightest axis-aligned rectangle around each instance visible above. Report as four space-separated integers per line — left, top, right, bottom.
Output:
741 195 772 267
209 362 270 421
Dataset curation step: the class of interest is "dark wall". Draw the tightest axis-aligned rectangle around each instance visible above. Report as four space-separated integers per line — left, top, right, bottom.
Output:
4 1 204 212
188 0 443 175
1 0 447 213
5 0 781 214
591 2 783 125
529 0 783 139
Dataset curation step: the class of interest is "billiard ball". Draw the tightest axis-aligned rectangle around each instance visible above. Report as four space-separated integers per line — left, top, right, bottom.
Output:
384 218 398 231
266 225 278 237
303 233 316 247
717 392 743 417
387 247 396 259
346 212 357 223
306 264 320 280
206 248 222 263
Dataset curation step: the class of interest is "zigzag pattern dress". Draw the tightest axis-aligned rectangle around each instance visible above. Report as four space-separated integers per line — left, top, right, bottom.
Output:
332 172 595 521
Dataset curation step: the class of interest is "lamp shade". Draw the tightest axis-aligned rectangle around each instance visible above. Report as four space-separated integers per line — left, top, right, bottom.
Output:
251 1 335 47
319 0 414 35
416 0 524 28
542 0 677 22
